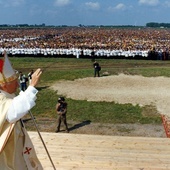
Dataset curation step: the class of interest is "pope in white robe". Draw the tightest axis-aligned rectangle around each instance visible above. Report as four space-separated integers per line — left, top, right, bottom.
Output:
0 51 43 170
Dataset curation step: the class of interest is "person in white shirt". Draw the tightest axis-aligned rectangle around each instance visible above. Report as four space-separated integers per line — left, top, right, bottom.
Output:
18 71 28 91
0 51 43 170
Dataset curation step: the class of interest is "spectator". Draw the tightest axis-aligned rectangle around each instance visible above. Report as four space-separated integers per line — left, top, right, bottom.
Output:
18 71 28 91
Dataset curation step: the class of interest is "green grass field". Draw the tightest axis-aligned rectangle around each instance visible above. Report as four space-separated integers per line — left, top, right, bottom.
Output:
12 57 170 125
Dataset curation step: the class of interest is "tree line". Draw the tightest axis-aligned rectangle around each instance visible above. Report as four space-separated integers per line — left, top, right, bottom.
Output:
0 23 169 29
146 22 170 28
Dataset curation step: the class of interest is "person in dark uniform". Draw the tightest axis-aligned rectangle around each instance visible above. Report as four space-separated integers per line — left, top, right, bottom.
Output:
93 60 101 77
55 97 69 133
28 69 34 84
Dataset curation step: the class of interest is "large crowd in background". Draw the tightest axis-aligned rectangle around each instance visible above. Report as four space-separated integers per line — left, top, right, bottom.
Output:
0 27 170 60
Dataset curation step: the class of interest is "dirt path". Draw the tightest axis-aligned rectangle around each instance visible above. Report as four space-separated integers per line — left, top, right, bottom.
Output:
26 118 166 138
48 74 170 137
51 74 170 117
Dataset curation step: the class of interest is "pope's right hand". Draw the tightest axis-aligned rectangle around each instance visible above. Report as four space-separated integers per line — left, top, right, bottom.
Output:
30 68 42 87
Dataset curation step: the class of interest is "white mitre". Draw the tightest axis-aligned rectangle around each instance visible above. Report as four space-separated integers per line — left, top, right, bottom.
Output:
0 52 17 87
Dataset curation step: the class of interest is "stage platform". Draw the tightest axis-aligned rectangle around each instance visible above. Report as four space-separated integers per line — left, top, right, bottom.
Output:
29 131 170 170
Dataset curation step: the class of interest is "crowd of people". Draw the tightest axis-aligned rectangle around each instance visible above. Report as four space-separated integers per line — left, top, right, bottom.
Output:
2 27 169 168
0 27 170 59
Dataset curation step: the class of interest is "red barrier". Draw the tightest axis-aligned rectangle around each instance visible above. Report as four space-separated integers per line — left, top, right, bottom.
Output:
161 115 170 138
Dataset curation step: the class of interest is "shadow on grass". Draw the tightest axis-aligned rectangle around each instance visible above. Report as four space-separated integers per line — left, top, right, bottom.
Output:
36 86 49 91
69 120 91 132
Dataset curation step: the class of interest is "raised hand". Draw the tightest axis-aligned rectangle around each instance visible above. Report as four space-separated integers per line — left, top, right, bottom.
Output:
30 68 42 87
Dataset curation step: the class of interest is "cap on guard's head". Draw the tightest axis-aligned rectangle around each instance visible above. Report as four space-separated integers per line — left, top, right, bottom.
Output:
0 51 17 87
58 97 65 102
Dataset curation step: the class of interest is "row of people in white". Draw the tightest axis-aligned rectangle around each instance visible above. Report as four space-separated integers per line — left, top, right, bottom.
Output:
0 47 149 57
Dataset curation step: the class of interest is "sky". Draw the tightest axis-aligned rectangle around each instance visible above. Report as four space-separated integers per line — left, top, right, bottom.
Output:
0 0 170 26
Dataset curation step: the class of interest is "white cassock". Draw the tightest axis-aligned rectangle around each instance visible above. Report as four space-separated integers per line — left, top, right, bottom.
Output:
0 86 43 170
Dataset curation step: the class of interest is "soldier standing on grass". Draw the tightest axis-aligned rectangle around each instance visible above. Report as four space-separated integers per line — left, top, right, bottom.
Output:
93 60 101 77
55 97 69 133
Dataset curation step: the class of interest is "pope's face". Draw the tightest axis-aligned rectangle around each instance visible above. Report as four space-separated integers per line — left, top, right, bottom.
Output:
0 79 19 94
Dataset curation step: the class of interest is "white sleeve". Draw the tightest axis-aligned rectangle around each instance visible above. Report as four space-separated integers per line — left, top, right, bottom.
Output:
6 86 38 123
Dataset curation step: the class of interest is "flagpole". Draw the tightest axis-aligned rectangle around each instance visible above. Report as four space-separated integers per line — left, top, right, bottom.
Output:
28 110 56 170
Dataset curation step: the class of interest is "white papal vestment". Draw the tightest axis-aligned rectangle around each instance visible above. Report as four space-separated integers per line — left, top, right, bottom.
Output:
0 86 43 170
